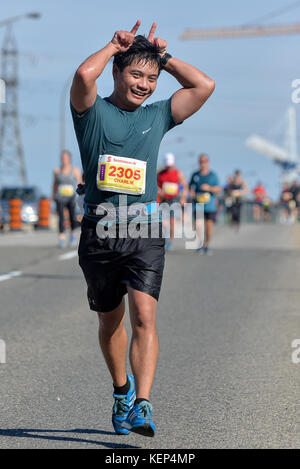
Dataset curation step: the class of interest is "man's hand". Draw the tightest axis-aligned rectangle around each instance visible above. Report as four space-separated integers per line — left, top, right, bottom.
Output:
71 20 142 113
154 37 167 57
200 184 211 192
147 22 167 56
111 20 141 53
201 183 221 195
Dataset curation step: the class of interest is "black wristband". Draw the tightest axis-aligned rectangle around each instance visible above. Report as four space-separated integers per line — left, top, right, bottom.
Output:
161 53 172 67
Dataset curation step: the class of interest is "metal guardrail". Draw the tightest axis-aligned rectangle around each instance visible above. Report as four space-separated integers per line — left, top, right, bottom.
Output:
218 200 284 224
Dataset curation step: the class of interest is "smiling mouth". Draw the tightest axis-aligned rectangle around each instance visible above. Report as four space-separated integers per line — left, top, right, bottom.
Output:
131 89 149 98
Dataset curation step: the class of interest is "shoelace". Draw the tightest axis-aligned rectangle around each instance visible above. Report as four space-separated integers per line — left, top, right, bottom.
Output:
137 401 152 419
113 396 129 417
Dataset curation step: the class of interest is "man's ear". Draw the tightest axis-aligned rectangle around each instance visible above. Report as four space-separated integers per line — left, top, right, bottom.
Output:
112 63 120 81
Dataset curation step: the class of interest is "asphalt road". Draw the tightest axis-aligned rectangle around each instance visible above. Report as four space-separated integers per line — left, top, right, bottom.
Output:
0 223 299 449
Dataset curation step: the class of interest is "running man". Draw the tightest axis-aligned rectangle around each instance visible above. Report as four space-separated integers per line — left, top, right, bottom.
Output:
280 182 295 224
289 179 300 222
223 175 233 224
189 154 221 255
157 152 189 250
52 150 82 248
253 181 267 222
70 20 215 437
227 170 249 231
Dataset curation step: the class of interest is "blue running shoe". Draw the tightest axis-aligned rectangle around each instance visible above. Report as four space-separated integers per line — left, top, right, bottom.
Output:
69 233 77 247
112 374 136 435
58 237 67 248
122 400 155 437
165 240 173 251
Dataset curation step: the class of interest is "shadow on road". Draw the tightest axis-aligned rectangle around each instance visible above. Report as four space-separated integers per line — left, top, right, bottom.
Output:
0 428 140 449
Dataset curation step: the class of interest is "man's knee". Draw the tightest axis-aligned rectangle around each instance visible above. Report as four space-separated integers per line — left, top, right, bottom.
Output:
131 305 156 332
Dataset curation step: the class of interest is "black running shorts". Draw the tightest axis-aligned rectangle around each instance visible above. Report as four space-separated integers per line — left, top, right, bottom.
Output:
78 217 165 313
192 209 217 224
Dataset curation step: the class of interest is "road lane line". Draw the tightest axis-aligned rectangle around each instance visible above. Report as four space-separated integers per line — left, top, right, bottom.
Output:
58 250 77 261
0 271 22 283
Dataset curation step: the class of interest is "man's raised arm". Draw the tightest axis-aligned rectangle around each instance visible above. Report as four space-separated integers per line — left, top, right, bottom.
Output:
70 20 141 113
149 26 215 124
166 58 215 124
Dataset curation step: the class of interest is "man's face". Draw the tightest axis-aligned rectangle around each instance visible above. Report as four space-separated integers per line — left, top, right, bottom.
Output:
199 155 209 171
61 151 71 166
113 60 159 110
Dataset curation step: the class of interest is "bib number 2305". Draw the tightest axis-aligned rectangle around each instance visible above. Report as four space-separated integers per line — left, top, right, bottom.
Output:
97 154 146 195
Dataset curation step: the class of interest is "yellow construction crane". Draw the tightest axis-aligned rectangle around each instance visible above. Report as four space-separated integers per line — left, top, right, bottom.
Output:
180 22 300 40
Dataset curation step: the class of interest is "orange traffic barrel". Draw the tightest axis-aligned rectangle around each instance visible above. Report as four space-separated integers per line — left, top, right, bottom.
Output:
38 198 51 229
9 198 23 231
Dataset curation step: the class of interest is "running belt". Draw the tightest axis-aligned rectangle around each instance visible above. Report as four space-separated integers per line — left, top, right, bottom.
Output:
83 201 160 225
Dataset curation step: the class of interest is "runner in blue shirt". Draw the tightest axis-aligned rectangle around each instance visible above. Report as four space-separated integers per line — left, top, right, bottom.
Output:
189 154 221 255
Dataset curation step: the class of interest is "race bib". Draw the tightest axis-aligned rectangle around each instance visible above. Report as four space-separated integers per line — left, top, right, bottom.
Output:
162 182 179 197
225 197 233 207
196 192 211 204
232 190 241 198
97 154 146 195
58 184 75 197
288 200 296 209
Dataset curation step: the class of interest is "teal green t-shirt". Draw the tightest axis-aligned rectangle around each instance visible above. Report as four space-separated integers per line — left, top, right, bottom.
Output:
189 170 220 213
70 95 179 207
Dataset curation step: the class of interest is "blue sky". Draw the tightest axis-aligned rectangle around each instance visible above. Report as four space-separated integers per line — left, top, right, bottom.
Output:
0 0 299 199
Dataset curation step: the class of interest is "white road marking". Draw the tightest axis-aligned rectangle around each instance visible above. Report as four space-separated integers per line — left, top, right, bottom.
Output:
58 250 77 261
0 271 22 283
0 251 77 285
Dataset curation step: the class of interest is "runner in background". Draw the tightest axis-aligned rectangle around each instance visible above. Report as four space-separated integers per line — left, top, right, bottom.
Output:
227 170 249 231
223 176 233 224
157 152 188 250
289 179 300 222
252 181 267 222
262 196 272 222
189 154 221 255
280 182 295 224
52 150 83 247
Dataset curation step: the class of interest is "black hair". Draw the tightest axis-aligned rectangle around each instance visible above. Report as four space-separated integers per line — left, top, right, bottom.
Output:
113 35 164 73
199 153 209 160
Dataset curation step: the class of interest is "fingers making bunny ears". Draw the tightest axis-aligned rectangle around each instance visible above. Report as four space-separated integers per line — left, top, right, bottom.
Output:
129 20 158 43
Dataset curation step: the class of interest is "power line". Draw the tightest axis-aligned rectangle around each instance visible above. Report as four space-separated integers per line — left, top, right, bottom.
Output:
243 0 300 27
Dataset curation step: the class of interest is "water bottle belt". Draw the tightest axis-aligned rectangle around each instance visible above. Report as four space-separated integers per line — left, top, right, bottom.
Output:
84 201 158 220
